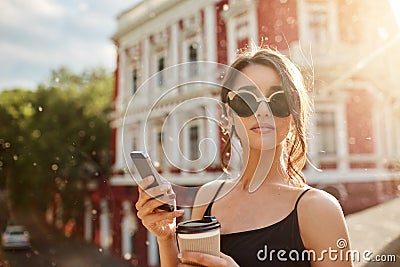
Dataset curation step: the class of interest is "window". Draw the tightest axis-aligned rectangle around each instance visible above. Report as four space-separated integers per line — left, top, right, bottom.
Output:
298 0 338 45
188 43 198 76
132 68 138 95
189 43 198 61
189 126 199 160
157 57 165 86
316 111 336 155
308 4 328 43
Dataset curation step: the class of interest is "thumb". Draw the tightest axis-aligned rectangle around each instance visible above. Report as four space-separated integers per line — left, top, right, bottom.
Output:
219 252 238 266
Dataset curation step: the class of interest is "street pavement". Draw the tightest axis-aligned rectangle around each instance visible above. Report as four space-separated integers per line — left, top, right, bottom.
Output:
0 207 133 267
346 196 400 267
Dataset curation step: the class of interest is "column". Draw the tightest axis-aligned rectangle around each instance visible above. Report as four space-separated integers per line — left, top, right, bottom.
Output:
336 103 348 171
307 111 320 171
116 46 126 114
135 121 143 151
121 48 130 109
115 126 125 172
166 112 180 171
142 120 152 156
329 0 339 42
373 101 384 169
147 231 159 266
395 108 400 158
204 103 220 167
121 201 137 260
170 22 179 87
149 123 159 166
226 19 236 64
124 126 133 167
142 37 150 105
296 0 308 44
182 114 191 170
384 102 393 159
196 106 206 170
248 3 258 44
99 199 112 249
205 4 217 62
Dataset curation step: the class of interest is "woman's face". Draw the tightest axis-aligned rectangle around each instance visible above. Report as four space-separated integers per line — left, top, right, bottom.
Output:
227 64 292 151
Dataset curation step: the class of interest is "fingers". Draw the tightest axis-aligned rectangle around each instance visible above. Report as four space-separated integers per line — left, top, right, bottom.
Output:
178 251 239 267
179 251 228 267
136 176 182 221
143 209 185 226
136 176 172 210
140 210 184 235
134 175 183 240
136 194 176 219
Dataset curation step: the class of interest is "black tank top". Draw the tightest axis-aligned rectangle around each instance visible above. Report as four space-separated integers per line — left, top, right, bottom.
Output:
203 182 312 267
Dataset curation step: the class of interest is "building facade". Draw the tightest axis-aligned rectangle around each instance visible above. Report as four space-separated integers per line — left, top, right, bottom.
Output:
84 0 400 266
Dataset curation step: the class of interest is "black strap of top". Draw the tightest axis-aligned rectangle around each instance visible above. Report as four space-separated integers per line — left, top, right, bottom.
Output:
203 184 309 216
294 188 311 209
203 181 226 217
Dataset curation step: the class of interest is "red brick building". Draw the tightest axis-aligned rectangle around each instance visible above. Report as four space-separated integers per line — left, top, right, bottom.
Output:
84 0 400 266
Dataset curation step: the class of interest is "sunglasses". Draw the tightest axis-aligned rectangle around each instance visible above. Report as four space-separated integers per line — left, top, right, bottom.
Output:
226 86 290 118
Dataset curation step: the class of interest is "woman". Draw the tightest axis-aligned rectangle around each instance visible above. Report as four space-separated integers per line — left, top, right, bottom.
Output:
135 48 353 267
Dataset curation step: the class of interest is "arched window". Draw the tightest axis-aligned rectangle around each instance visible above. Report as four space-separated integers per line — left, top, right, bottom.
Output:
189 125 199 160
157 57 165 86
132 68 138 94
298 0 338 44
188 43 198 76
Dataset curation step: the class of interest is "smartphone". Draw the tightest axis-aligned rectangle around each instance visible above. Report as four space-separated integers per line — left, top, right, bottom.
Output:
130 151 174 212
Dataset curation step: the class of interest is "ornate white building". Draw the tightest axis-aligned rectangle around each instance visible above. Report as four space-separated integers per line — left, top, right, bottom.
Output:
83 1 400 266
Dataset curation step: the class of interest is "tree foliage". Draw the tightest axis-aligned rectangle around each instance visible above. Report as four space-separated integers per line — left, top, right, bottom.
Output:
0 67 113 211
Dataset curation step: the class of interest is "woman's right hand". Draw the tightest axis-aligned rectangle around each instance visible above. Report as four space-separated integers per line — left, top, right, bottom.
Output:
135 176 185 241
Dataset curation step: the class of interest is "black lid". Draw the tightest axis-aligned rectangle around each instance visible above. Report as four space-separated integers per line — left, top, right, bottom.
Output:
176 216 220 234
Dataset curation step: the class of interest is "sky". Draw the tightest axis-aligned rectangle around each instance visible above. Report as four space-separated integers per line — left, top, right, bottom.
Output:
0 0 140 91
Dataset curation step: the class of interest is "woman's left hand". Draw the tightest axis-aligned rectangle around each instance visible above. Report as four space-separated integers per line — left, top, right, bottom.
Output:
178 251 239 267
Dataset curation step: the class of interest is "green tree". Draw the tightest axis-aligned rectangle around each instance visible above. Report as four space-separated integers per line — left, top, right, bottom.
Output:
0 89 36 207
0 67 113 212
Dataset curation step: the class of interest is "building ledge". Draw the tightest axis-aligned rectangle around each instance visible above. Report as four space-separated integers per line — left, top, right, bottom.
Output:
305 169 400 184
109 172 226 187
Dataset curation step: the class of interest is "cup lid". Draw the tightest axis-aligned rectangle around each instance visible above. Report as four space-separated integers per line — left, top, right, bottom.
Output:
176 216 220 234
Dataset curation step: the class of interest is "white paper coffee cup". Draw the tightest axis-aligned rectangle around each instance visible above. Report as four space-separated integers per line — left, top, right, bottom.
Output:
176 216 221 265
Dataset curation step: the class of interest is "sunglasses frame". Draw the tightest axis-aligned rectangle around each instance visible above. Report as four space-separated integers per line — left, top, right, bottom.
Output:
227 89 290 118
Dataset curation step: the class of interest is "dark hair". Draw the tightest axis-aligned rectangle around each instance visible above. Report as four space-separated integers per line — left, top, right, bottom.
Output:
220 48 312 187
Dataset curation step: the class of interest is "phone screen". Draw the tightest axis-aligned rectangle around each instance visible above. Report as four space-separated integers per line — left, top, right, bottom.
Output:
130 152 159 188
130 151 174 212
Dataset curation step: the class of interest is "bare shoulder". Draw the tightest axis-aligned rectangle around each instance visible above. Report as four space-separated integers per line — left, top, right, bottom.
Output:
299 187 344 215
297 187 350 249
191 179 227 220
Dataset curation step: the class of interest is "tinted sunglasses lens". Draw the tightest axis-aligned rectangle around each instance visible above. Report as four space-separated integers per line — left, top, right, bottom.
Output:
269 93 290 118
228 91 290 118
228 92 257 117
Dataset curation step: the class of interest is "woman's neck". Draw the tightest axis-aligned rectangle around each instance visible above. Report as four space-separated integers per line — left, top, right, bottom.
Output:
239 144 289 192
